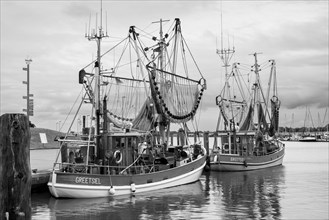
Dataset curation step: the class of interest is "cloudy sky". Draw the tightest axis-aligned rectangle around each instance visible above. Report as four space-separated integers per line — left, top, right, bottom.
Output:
1 0 328 132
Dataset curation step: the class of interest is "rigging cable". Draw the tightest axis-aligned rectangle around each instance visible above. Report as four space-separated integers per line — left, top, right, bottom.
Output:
59 86 85 132
82 36 129 70
52 87 88 169
181 36 204 79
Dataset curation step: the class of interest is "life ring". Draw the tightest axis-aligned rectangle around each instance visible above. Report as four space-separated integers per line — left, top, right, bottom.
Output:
113 150 122 164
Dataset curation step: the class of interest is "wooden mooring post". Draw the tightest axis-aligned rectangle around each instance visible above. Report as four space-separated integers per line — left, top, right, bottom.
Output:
203 131 209 155
0 114 32 219
203 131 211 171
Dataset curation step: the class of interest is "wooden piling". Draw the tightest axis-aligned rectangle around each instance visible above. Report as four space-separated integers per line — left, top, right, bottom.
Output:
0 114 32 219
203 131 211 171
170 133 173 146
213 131 218 148
203 131 209 155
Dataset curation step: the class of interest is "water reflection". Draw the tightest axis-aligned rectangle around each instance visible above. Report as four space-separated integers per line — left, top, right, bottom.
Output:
32 181 204 220
32 167 286 219
30 143 329 219
205 166 285 220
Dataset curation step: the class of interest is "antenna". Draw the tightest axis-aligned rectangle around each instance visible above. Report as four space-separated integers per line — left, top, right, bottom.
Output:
100 0 102 30
88 13 91 37
85 23 87 37
85 2 108 41
216 1 235 69
106 11 108 36
95 13 98 34
220 1 223 53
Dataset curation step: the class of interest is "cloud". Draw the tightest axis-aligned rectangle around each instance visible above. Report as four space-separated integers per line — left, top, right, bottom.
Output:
281 81 329 109
63 2 95 19
1 1 328 131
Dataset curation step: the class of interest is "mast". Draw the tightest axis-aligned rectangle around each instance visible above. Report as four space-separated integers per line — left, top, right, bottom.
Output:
159 19 165 71
252 52 261 131
85 0 108 158
129 26 150 97
152 18 169 145
146 18 205 145
158 18 167 145
215 6 235 131
172 18 180 75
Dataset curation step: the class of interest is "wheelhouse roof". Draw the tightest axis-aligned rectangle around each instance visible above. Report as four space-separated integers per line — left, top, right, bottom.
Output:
107 131 149 138
216 130 256 136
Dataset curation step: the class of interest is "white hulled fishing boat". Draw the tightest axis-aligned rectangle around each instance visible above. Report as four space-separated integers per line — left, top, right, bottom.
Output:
209 40 284 171
48 15 207 198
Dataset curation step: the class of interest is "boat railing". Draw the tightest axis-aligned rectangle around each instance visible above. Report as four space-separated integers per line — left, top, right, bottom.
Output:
253 139 285 156
217 137 284 157
53 162 170 175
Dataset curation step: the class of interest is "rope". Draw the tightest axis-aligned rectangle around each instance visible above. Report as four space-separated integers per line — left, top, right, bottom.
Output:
52 88 88 170
181 36 204 79
58 87 84 132
119 148 146 174
82 36 129 70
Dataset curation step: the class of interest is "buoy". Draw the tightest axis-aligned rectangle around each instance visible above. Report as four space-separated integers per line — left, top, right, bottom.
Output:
130 183 136 193
108 186 115 195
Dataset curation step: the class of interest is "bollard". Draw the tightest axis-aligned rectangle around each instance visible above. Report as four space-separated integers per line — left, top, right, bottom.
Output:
0 114 32 219
203 131 211 171
203 131 209 156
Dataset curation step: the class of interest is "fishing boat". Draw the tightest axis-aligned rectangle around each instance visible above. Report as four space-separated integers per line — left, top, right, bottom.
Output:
47 16 207 198
209 39 284 171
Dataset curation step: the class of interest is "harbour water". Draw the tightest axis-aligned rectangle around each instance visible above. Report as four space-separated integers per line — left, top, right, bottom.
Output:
31 141 328 220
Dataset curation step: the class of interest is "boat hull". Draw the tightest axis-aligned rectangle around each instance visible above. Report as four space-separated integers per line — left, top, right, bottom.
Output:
210 148 285 172
32 170 51 191
298 137 317 142
48 155 206 198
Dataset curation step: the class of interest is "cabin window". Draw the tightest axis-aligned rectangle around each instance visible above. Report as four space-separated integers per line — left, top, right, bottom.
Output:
238 135 254 156
64 145 95 164
112 137 138 149
236 137 240 143
222 136 229 145
113 137 125 148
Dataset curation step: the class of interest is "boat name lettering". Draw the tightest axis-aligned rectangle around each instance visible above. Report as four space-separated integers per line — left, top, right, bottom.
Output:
75 176 101 185
230 157 244 162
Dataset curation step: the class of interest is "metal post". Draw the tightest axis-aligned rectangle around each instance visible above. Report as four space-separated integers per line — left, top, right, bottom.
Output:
122 96 125 128
22 59 32 123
